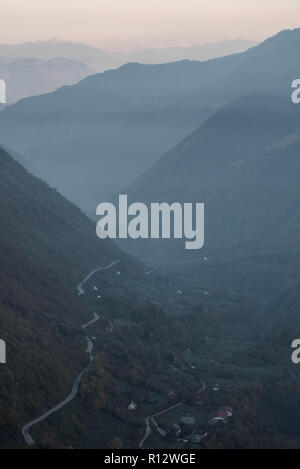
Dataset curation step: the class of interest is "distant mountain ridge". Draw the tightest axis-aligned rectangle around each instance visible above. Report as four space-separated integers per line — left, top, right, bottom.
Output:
0 38 256 72
0 56 91 104
0 29 298 215
121 39 257 65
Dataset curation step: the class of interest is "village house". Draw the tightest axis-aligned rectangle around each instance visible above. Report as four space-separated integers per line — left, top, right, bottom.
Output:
209 407 233 425
221 406 233 417
128 401 138 411
209 410 228 425
180 413 196 426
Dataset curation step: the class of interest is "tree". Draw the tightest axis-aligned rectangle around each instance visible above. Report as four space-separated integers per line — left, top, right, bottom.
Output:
108 436 124 449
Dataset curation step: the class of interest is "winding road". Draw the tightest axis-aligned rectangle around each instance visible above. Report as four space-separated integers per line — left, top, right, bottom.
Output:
22 261 120 447
139 401 184 448
139 380 206 448
77 260 120 295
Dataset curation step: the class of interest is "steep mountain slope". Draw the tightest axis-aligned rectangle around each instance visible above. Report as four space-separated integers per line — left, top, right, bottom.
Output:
0 147 124 286
121 94 300 309
0 151 297 449
0 146 127 447
125 95 300 202
0 29 298 215
0 58 242 213
0 57 91 105
0 242 87 448
0 146 231 449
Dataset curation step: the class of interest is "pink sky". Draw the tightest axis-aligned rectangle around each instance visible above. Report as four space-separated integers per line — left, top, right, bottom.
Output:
1 0 300 50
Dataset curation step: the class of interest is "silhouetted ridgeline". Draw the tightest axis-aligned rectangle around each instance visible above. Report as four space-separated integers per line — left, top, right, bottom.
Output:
0 29 299 214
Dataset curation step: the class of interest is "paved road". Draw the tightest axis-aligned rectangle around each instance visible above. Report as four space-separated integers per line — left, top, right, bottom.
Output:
139 401 184 448
23 260 119 446
139 416 152 449
139 380 206 449
198 380 206 394
22 313 100 446
82 312 100 330
77 260 121 295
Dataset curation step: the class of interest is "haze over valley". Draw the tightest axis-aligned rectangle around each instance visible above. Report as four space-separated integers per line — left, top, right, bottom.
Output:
0 0 300 450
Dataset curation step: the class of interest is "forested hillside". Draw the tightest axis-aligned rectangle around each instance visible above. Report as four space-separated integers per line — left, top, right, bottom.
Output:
0 147 124 447
0 147 124 285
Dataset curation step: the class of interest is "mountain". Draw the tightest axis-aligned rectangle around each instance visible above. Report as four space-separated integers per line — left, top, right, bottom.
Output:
124 94 300 205
0 145 127 446
0 147 298 449
0 39 114 72
264 281 300 330
0 38 256 73
0 30 298 217
0 147 124 284
127 40 256 64
0 57 91 105
0 146 227 449
121 93 300 310
0 57 245 214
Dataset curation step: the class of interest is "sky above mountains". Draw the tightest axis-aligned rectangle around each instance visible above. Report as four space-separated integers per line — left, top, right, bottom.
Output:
1 0 300 51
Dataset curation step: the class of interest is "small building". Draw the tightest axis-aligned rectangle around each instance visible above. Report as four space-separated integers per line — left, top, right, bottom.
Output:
180 413 195 426
209 410 228 425
128 401 138 411
220 406 233 418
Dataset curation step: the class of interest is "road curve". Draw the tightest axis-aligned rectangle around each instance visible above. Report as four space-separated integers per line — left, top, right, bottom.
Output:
139 401 184 448
82 312 100 330
77 260 121 295
23 260 120 446
139 380 206 448
22 314 99 446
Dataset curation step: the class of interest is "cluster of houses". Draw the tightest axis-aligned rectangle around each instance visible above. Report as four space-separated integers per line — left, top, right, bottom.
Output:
209 406 233 425
167 413 208 445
